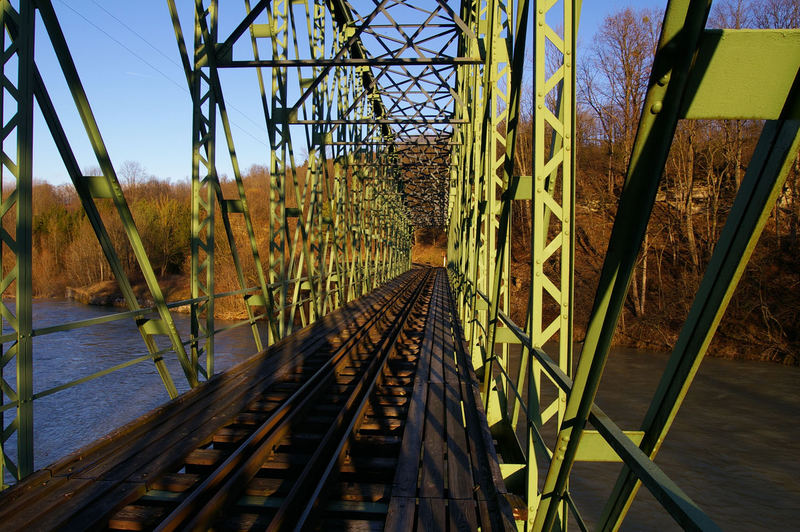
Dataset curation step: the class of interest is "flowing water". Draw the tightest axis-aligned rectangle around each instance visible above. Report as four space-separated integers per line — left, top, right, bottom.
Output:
3 299 266 474
564 347 800 531
4 300 799 530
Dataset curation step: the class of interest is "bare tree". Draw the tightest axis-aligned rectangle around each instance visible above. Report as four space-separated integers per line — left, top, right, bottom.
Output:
750 0 800 242
118 160 150 198
710 0 753 28
579 8 660 190
751 0 800 28
577 7 661 317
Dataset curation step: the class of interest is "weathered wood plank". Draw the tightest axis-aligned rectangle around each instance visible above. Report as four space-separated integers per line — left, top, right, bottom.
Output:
444 277 518 531
331 481 392 502
107 504 169 530
384 494 416 530
0 478 143 530
417 497 447 532
442 311 474 501
449 499 479 532
420 279 447 499
390 275 437 498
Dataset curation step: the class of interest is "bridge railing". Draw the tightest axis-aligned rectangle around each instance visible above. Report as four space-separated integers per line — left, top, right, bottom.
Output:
447 0 800 530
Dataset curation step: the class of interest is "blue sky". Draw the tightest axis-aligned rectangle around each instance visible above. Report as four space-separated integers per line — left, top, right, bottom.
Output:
29 0 666 185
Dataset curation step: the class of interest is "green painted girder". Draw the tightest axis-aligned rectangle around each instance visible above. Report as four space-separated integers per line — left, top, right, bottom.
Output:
445 0 800 530
528 1 799 531
218 57 483 67
36 0 199 394
1 0 207 484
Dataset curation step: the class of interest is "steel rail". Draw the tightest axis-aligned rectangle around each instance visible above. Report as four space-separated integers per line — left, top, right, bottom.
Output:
275 268 433 531
166 269 428 530
151 269 429 531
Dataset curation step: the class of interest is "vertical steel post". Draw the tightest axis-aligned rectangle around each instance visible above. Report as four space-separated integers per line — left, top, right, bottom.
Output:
0 0 8 487
14 0 35 480
190 0 217 375
533 2 709 529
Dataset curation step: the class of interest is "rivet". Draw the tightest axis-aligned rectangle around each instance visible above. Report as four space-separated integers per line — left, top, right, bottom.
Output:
650 101 663 114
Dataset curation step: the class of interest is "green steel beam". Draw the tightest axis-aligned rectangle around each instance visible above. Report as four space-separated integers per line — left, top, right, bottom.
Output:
189 0 217 375
0 0 223 483
531 1 712 528
36 0 199 391
598 39 800 532
12 0 35 482
446 0 796 530
219 57 482 67
680 29 800 120
486 300 723 531
169 0 282 364
8 5 794 530
0 0 415 491
196 0 276 350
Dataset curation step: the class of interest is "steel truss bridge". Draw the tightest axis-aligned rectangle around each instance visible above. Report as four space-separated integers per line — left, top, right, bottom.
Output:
0 0 798 529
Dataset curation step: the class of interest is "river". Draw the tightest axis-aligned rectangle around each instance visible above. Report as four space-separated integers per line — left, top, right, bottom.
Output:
4 300 799 530
564 346 800 530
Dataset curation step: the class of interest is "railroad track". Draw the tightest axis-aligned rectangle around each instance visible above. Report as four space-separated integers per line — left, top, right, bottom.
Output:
0 268 515 531
105 268 434 531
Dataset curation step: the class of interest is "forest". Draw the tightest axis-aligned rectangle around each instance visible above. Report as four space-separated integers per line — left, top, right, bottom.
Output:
31 162 279 319
439 0 800 364
30 0 800 363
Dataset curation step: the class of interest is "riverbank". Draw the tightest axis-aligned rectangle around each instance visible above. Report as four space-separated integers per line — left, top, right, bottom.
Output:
62 275 265 321
65 275 190 309
415 220 799 366
61 240 798 366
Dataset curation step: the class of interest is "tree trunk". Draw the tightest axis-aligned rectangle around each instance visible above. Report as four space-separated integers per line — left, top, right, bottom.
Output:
640 231 648 316
630 267 640 317
683 130 700 270
607 142 614 195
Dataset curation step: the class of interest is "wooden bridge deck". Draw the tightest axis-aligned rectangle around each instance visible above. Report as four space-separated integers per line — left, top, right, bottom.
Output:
0 268 515 531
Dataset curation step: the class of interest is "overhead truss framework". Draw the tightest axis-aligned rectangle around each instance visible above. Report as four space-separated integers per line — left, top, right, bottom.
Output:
165 0 476 350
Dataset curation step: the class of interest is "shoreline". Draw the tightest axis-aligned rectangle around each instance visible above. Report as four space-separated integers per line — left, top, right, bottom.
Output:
51 276 795 367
